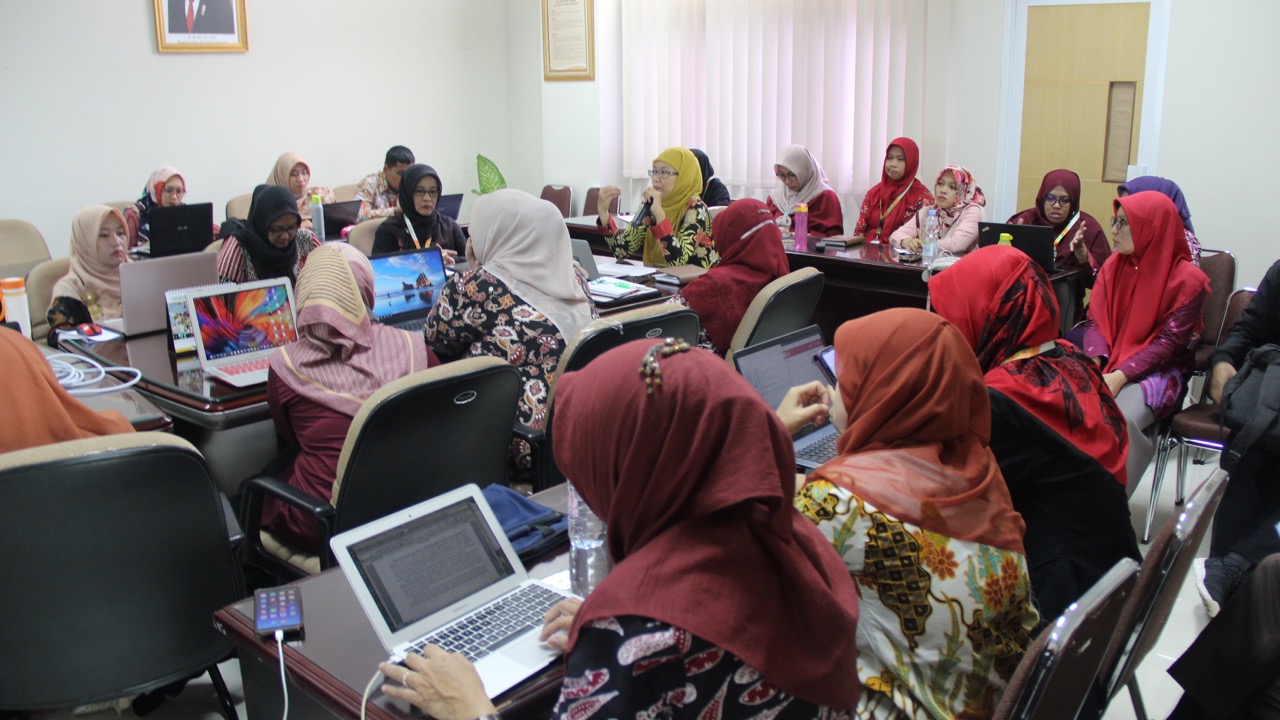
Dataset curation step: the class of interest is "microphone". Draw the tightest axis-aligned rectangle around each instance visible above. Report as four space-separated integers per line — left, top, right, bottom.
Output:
630 198 654 229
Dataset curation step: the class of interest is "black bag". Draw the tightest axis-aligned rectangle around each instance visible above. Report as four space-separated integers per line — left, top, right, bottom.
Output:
1220 343 1280 470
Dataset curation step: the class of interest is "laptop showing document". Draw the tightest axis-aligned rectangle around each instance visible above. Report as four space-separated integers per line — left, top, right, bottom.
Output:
331 484 572 698
369 247 447 332
187 278 298 387
147 202 215 257
118 252 218 336
731 324 839 469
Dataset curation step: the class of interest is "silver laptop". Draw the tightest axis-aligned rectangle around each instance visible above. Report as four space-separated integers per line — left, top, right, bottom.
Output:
186 278 298 387
570 239 601 280
369 247 447 332
731 324 839 469
330 484 572 698
118 252 218 336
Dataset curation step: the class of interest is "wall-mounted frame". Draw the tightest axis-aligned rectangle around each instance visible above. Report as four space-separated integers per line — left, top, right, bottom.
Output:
154 0 248 53
542 0 595 81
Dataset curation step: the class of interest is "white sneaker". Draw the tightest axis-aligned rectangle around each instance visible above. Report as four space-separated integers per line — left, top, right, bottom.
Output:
1193 558 1221 618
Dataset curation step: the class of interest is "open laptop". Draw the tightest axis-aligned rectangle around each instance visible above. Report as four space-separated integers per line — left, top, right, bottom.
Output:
321 200 362 240
187 278 298 387
731 324 839 469
118 252 218 336
369 247 447 332
147 202 215 257
570 238 601 280
330 484 572 698
978 221 1057 274
436 193 464 221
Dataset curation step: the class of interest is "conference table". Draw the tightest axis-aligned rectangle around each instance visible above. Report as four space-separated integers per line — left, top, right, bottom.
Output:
39 342 172 432
215 484 572 720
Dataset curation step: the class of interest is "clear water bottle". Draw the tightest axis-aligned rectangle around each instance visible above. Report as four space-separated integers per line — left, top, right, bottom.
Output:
922 209 940 264
567 482 611 596
310 193 325 240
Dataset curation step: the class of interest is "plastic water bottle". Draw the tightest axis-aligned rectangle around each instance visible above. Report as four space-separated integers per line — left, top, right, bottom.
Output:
1 277 32 339
567 482 611 596
310 194 325 240
794 202 810 251
922 209 940 264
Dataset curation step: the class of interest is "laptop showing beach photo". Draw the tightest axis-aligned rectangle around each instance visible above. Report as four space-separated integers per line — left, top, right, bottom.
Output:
187 278 298 387
368 247 447 332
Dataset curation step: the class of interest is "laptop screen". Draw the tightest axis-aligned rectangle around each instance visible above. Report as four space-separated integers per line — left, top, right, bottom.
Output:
733 326 828 410
369 248 448 322
191 282 298 361
322 201 361 240
347 496 516 632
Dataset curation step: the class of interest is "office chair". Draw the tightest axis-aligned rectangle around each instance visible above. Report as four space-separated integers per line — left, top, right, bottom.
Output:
0 218 51 269
583 187 619 217
0 433 242 719
540 185 573 218
225 192 253 222
1190 250 1236 372
24 256 70 341
347 217 387 257
331 183 359 202
240 357 522 579
725 267 824 363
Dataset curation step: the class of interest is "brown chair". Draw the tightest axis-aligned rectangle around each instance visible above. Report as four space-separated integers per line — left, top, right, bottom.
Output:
225 192 253 222
25 256 69 341
582 187 619 217
1144 288 1254 542
331 183 359 202
347 217 387 258
993 558 1140 720
1192 250 1236 372
541 185 573 218
0 219 51 269
1097 469 1229 720
725 267 825 364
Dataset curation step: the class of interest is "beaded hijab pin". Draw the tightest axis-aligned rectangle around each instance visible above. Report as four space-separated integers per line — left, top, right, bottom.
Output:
639 338 692 394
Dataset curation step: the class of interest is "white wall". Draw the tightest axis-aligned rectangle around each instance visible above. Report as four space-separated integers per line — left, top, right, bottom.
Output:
0 0 515 258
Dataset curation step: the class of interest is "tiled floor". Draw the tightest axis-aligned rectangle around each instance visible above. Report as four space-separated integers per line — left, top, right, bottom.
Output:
36 457 1221 720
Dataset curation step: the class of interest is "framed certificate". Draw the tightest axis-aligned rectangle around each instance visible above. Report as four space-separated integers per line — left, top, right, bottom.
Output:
542 0 594 81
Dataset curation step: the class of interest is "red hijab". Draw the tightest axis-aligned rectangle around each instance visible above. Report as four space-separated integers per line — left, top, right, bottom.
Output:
930 245 1129 486
1091 191 1210 373
1007 169 1109 265
554 341 860 709
813 309 1026 553
679 199 790 354
861 137 930 241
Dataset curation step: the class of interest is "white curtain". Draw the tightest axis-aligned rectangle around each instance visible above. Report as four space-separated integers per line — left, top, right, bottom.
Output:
620 0 927 210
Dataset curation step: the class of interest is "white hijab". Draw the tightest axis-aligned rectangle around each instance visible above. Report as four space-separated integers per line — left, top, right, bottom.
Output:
469 189 595 341
768 144 834 214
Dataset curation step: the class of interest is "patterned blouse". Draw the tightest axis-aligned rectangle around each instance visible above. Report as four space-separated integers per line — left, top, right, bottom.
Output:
601 197 719 268
551 616 849 720
796 481 1039 720
355 171 398 222
294 186 335 230
215 229 322 284
664 292 718 354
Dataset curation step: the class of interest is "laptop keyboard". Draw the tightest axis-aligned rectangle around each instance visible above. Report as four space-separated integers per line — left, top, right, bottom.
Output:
218 357 270 376
383 317 428 333
408 584 567 662
797 432 839 464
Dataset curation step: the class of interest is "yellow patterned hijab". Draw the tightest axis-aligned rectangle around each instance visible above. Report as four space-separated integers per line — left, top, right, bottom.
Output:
645 147 703 265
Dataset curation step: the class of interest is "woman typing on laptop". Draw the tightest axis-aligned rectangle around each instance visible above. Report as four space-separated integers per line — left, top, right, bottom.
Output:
216 184 322 284
371 163 467 261
381 340 861 719
122 165 219 250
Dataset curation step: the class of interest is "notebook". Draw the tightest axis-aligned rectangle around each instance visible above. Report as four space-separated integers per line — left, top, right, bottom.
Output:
731 324 839 469
436 193 464 221
977 221 1057 274
570 239 601 280
118 252 218 337
369 247 447 332
165 281 236 354
321 200 362 240
186 278 298 387
147 203 215 257
330 484 572 698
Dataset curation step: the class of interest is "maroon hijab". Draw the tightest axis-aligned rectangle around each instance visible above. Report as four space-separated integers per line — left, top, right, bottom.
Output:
554 341 860 709
1007 168 1109 266
861 137 930 241
679 199 790 354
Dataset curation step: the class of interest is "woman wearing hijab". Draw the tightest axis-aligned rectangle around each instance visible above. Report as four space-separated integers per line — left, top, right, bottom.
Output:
264 243 435 552
123 165 220 250
1119 175 1202 265
381 340 861 720
690 148 731 207
48 205 131 325
930 245 1141 623
890 165 986 255
1009 168 1112 284
370 164 467 259
1081 191 1211 489
596 147 718 268
667 198 789 356
267 151 333 229
765 144 844 237
796 308 1039 718
0 326 133 453
425 189 597 474
851 138 933 243
216 184 322 284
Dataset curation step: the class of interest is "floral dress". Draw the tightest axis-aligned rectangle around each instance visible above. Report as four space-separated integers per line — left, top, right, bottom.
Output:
602 197 718 268
551 616 850 720
796 481 1039 720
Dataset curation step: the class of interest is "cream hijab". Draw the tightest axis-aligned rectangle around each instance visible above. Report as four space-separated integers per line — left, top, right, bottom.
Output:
51 205 130 320
769 144 834 214
469 189 594 340
267 151 310 200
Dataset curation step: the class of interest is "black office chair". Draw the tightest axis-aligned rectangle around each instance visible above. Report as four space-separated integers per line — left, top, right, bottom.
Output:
240 357 522 579
725 267 825 363
519 305 702 491
0 433 242 719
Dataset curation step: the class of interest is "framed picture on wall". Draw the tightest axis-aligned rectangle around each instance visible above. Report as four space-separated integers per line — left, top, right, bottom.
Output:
153 0 248 53
542 0 594 81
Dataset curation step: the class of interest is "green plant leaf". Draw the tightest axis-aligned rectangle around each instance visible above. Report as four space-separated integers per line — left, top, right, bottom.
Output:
473 154 508 195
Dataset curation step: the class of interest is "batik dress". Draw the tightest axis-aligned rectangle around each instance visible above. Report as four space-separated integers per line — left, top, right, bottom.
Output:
602 197 718 268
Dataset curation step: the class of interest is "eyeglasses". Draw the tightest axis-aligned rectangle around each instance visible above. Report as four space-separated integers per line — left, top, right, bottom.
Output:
267 223 299 238
1044 195 1072 207
162 187 186 198
775 171 798 182
648 169 679 179
413 188 441 199
1110 217 1129 230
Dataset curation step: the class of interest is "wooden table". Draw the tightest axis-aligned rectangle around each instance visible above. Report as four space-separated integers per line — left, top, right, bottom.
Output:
215 485 571 720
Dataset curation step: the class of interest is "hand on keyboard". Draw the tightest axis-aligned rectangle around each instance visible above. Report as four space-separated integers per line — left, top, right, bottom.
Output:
380 648 498 720
539 597 583 651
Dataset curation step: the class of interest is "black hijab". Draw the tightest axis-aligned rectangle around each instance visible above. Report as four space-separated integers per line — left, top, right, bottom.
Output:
397 164 451 247
690 148 731 207
221 184 302 282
